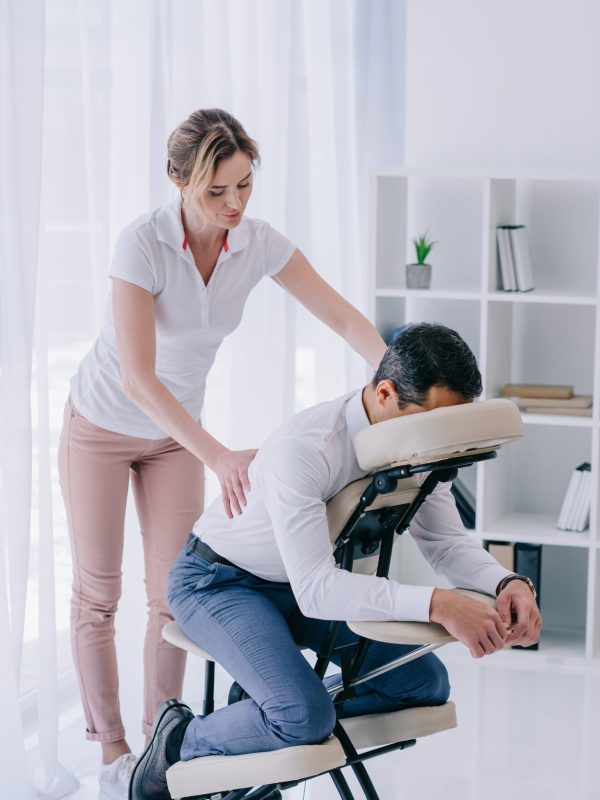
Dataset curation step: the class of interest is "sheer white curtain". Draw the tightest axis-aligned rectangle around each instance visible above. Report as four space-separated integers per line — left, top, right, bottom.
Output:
0 0 405 794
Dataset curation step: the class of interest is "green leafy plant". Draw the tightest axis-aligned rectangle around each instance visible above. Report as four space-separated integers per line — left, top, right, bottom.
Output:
412 232 436 265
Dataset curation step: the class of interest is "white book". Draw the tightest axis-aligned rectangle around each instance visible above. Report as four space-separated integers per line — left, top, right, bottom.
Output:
509 226 535 292
573 470 592 532
496 228 516 291
557 468 583 530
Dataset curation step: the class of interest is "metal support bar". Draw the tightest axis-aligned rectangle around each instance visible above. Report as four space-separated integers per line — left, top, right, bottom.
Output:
327 642 444 698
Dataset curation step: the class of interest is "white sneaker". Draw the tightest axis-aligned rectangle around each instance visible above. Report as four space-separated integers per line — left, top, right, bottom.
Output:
99 752 138 800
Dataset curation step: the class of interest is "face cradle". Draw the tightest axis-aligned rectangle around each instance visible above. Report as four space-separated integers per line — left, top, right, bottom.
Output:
183 150 254 232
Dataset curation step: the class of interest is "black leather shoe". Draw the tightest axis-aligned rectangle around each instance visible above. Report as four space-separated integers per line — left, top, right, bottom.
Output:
128 699 194 799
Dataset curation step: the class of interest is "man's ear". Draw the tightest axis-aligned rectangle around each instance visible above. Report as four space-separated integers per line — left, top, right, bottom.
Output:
375 379 399 406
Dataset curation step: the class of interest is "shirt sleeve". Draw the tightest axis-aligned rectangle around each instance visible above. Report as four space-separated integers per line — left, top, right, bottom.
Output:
409 477 512 596
255 438 435 622
109 227 156 293
262 223 296 277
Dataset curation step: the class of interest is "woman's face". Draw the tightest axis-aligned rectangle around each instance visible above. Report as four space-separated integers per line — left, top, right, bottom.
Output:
184 150 253 230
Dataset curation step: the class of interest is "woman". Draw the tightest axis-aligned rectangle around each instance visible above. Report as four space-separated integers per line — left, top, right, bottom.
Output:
58 108 385 800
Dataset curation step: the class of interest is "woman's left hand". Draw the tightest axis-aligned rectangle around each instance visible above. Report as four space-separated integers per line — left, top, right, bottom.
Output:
212 448 258 518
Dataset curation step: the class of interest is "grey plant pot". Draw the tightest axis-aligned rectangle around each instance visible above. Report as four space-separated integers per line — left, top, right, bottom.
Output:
406 262 432 289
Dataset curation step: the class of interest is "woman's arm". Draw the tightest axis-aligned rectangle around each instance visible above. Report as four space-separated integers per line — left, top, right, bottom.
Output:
112 278 255 518
272 249 386 370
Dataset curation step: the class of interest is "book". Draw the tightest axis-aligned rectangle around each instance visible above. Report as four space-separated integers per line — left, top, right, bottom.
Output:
557 468 584 530
515 394 592 410
573 470 592 532
487 541 515 572
513 542 542 650
500 383 573 400
557 463 591 532
496 227 516 291
524 406 592 417
508 226 535 292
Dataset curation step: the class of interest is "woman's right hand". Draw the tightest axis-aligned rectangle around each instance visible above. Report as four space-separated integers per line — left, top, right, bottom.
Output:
212 448 258 519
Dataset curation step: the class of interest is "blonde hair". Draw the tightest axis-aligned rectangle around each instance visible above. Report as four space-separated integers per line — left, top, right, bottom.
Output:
166 109 260 192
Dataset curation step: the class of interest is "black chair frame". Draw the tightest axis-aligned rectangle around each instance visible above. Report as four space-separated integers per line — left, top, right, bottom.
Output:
195 449 497 800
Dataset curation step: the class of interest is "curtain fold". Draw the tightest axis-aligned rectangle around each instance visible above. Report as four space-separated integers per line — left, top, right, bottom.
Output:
0 0 50 796
0 0 405 792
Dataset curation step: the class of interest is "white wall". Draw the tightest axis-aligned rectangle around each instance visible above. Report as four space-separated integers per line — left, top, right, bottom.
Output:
405 0 600 168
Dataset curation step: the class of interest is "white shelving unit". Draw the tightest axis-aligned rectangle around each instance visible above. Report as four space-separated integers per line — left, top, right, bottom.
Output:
370 167 600 663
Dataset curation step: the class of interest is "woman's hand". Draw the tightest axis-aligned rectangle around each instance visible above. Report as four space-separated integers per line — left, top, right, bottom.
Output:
212 448 258 518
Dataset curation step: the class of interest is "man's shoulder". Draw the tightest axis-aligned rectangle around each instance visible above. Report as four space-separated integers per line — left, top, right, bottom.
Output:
252 392 355 481
270 392 353 448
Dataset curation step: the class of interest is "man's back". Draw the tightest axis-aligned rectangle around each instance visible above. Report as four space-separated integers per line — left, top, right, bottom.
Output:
194 389 368 582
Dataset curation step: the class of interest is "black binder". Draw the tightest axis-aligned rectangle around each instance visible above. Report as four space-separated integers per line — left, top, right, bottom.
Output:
513 542 542 650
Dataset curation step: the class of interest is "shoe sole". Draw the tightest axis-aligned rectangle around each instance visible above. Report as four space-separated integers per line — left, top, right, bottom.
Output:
128 699 191 800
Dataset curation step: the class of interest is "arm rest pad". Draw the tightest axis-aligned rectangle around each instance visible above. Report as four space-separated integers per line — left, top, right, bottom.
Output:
347 589 496 645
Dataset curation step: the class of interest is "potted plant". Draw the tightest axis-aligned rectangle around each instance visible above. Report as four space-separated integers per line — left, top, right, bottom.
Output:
406 232 436 289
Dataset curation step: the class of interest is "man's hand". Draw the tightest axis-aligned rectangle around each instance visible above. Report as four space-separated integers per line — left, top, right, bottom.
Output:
429 588 509 658
496 580 541 647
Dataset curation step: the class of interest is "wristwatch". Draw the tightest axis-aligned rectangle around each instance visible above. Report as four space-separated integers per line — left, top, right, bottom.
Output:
496 574 537 599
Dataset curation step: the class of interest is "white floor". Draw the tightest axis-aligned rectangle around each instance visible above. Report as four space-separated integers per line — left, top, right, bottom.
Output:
56 645 600 800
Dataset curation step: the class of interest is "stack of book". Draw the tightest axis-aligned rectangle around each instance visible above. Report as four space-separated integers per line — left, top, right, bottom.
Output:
499 383 593 418
557 462 592 532
496 225 535 292
486 540 542 650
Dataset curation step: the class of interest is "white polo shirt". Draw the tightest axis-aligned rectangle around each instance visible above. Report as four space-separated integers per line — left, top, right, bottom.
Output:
70 197 296 438
194 390 510 623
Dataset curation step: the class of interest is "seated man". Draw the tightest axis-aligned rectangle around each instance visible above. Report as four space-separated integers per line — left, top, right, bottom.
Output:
130 323 541 799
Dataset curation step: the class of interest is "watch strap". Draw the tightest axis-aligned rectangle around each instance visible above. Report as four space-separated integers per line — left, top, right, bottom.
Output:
496 573 537 599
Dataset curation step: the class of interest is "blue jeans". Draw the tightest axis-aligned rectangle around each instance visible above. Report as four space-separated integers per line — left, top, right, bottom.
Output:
167 537 450 761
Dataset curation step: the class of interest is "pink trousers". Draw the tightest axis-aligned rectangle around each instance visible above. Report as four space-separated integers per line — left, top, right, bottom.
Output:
58 397 204 741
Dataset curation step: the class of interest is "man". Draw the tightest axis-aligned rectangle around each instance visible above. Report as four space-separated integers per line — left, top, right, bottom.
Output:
129 323 541 799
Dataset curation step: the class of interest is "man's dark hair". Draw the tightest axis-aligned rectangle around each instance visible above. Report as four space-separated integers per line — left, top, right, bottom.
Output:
372 323 482 408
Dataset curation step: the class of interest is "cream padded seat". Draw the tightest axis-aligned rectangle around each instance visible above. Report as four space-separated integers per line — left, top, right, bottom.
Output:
166 736 346 798
162 398 523 799
340 701 457 750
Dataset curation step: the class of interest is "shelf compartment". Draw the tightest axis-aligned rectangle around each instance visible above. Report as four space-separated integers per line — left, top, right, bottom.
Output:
485 301 595 401
487 178 600 296
374 175 485 293
480 425 592 531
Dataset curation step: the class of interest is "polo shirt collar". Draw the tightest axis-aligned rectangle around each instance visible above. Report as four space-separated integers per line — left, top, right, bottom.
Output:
156 195 250 256
345 388 371 444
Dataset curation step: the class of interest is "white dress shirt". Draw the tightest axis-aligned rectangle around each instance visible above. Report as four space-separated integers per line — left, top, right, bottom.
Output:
194 390 511 623
70 196 295 438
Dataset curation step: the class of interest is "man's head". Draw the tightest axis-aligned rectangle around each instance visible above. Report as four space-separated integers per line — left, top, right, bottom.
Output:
364 323 482 424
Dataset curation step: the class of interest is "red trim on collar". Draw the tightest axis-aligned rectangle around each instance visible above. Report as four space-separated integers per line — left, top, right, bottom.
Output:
181 234 229 253
182 234 228 252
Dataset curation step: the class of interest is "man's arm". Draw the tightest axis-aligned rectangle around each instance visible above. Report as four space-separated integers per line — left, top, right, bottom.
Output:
410 478 541 652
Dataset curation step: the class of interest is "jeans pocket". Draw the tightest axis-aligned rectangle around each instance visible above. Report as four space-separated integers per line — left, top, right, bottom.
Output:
194 562 220 591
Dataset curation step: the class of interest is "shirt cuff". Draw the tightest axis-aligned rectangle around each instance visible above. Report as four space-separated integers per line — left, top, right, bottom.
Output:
391 585 435 622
